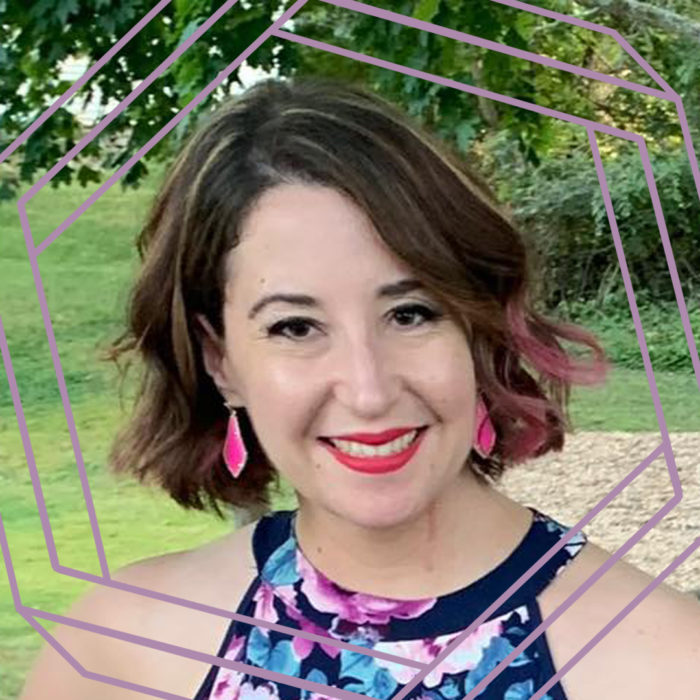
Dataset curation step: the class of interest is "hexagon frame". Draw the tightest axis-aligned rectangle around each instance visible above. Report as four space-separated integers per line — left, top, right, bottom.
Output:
2 0 700 698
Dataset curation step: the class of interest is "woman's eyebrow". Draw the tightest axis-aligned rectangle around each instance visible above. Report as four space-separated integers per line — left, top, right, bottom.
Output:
248 278 424 319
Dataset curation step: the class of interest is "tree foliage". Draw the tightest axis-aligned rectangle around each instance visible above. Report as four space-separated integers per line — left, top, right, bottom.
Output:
506 144 700 307
1 0 698 305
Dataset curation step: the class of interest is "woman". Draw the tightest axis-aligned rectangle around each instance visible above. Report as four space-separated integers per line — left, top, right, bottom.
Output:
21 76 700 700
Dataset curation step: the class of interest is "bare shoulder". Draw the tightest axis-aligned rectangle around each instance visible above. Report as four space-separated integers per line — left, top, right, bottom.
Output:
539 540 700 699
20 521 258 700
115 516 258 600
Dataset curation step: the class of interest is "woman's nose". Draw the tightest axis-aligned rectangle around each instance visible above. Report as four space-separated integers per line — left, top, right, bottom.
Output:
331 331 401 418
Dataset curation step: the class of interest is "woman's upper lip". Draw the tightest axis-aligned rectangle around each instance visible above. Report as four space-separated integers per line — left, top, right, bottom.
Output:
322 426 425 445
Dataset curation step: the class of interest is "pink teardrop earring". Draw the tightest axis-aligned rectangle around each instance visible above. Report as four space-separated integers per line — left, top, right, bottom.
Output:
223 401 248 479
473 395 496 459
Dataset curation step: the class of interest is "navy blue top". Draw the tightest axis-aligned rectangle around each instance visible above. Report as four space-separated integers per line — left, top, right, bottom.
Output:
194 507 586 700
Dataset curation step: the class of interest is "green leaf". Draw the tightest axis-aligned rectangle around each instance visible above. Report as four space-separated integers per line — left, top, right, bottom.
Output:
413 0 440 23
179 18 206 45
56 0 79 25
77 164 100 188
456 120 477 153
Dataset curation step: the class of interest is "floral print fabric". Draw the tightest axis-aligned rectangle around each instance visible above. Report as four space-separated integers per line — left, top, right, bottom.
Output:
195 509 586 700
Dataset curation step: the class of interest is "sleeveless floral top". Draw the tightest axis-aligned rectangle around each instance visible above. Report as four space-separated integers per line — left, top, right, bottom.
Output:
194 508 586 700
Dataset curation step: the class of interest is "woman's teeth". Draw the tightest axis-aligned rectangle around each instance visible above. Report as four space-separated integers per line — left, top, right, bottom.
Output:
328 430 418 457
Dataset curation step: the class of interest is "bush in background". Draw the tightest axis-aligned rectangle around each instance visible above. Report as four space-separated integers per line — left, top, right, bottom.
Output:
503 145 700 311
556 295 700 373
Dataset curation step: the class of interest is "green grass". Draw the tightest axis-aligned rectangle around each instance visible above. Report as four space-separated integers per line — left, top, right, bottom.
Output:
569 367 699 431
1 174 698 699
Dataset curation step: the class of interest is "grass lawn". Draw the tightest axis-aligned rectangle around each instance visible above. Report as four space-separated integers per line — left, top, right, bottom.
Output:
1 173 698 699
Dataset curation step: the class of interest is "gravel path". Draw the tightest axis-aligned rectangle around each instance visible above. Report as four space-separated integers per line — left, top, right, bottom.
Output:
499 431 700 594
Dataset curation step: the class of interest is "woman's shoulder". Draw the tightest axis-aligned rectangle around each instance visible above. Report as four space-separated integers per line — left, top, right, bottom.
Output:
115 516 259 598
539 539 700 699
20 520 260 699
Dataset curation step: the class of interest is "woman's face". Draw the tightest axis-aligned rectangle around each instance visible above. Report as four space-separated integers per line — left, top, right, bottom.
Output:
207 183 480 529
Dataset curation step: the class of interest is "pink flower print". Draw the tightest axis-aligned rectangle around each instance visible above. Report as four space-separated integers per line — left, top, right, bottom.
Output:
252 581 277 621
212 669 245 699
284 601 342 660
251 578 298 624
297 552 437 625
252 577 299 622
225 634 247 661
211 635 249 698
374 618 503 688
236 681 282 700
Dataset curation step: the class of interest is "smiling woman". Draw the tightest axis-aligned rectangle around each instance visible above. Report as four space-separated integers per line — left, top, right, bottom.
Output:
20 76 700 700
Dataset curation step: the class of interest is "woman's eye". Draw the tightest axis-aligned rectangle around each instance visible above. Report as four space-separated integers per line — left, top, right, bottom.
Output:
264 304 442 341
390 303 442 328
265 317 318 340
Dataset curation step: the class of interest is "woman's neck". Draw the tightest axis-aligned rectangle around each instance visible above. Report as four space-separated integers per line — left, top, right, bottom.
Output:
293 471 533 600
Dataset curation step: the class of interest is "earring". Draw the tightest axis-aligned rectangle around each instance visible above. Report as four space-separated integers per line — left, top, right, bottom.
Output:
223 402 248 479
473 395 496 459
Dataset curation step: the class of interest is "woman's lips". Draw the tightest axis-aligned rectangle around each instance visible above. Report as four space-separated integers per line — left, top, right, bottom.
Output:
318 427 428 475
324 426 423 445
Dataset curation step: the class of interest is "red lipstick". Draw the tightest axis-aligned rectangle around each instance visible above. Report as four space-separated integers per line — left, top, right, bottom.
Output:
319 427 428 475
325 426 421 445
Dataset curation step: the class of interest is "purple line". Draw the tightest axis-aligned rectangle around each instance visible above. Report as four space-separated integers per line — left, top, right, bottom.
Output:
635 136 700 388
321 0 670 100
73 577 427 667
26 607 371 700
490 0 629 35
20 614 188 700
15 207 110 577
2 513 184 699
0 0 173 166
2 0 452 681
673 101 700 213
1 0 447 679
589 124 684 489
0 511 422 699
0 314 62 568
0 469 423 672
4 0 697 697
273 29 639 142
15 0 312 586
672 99 700 391
588 129 675 453
387 127 688 697
32 0 309 257
18 0 244 207
385 441 665 700
489 0 673 93
5 19 432 683
532 535 700 698
46 572 428 668
463 490 683 699
9 99 681 694
0 513 24 611
592 125 696 456
454 127 687 700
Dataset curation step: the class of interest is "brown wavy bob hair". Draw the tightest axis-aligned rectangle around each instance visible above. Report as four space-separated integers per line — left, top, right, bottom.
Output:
107 76 609 519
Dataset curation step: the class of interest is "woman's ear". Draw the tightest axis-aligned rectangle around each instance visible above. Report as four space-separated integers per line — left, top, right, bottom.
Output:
194 313 244 404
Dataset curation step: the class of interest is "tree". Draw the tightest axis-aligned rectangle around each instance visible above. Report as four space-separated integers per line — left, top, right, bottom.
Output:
1 0 698 197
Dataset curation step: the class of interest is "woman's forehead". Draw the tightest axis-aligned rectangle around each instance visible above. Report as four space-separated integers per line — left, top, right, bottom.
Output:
229 184 410 288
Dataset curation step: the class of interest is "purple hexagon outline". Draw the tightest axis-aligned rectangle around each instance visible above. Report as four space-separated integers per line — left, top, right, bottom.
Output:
1 0 699 698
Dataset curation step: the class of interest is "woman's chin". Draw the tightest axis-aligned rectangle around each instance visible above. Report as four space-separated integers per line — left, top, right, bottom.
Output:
329 497 422 531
